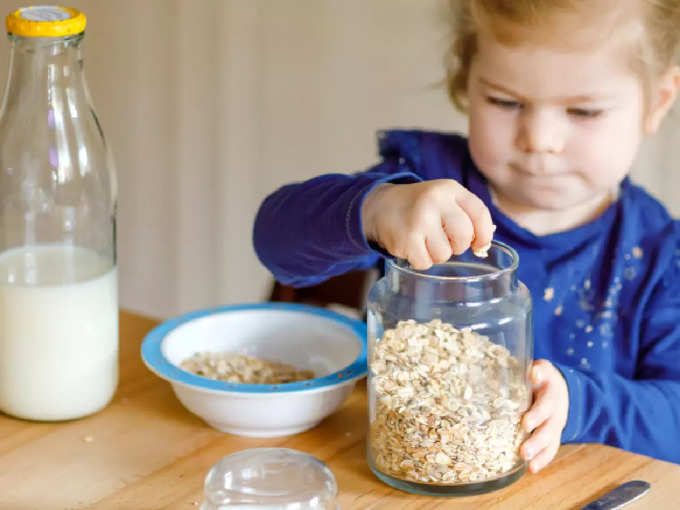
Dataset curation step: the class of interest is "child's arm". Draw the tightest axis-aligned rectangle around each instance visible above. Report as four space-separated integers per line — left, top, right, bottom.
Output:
253 163 421 287
253 130 488 286
554 234 680 463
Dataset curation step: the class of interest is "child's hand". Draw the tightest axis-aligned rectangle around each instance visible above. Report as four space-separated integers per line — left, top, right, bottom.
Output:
520 359 569 474
361 180 494 270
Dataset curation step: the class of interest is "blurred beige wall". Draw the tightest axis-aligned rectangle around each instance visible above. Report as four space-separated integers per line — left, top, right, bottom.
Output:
0 0 675 319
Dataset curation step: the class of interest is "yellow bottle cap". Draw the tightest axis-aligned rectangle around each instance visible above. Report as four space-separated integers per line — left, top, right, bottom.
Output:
6 6 86 37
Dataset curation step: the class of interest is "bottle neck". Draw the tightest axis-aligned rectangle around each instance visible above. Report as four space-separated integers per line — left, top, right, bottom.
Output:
1 34 86 112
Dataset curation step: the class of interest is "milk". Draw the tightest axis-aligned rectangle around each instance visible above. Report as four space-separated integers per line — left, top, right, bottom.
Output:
0 244 118 420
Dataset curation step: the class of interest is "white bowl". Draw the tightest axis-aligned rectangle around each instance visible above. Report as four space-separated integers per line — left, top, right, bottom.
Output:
141 303 367 437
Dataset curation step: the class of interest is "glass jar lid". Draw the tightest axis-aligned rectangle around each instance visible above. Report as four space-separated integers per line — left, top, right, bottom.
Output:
201 447 338 510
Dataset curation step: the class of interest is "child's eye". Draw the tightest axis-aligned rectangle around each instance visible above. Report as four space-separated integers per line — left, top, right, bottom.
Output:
567 108 603 118
487 97 523 110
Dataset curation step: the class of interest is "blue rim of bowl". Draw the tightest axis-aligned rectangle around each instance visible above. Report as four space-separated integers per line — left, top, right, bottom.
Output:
141 302 368 394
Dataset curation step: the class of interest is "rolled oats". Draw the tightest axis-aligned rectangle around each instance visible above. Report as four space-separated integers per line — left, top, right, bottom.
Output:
369 319 529 484
180 352 314 384
473 242 491 258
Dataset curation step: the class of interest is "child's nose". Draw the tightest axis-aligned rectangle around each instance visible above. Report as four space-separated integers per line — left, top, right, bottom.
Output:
515 109 565 154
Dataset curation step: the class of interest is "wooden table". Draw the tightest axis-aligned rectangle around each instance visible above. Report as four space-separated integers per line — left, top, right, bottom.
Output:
1 311 679 509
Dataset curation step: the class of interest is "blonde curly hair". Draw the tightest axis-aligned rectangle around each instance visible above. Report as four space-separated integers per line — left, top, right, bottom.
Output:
445 0 680 112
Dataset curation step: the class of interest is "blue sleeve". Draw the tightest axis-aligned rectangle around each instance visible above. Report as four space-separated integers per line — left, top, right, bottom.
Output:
253 131 426 287
555 231 680 463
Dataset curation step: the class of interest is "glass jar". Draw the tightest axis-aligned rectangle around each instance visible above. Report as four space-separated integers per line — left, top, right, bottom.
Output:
0 7 118 420
366 241 532 496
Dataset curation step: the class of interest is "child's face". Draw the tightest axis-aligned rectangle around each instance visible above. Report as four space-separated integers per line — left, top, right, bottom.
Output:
466 25 646 212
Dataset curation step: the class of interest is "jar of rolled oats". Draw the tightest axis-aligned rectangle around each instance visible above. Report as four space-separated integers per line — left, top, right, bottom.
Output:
366 241 532 496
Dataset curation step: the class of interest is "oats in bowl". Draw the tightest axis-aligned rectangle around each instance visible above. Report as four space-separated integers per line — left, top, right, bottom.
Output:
180 352 314 384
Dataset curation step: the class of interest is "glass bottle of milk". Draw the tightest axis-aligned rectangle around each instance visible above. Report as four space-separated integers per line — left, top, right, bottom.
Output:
0 6 118 420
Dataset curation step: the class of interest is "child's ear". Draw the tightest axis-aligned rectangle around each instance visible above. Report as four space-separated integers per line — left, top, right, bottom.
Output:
645 65 680 135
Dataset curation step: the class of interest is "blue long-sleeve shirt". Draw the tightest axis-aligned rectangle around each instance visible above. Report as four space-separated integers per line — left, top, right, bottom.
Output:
253 129 680 464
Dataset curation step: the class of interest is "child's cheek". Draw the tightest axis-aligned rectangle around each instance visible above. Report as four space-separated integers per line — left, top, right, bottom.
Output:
468 106 513 174
569 120 639 189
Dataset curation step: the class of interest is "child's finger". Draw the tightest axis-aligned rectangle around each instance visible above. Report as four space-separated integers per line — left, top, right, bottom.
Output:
425 229 453 265
522 383 551 432
530 359 554 386
521 419 554 461
528 439 560 474
442 208 474 255
455 191 494 250
406 236 433 270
